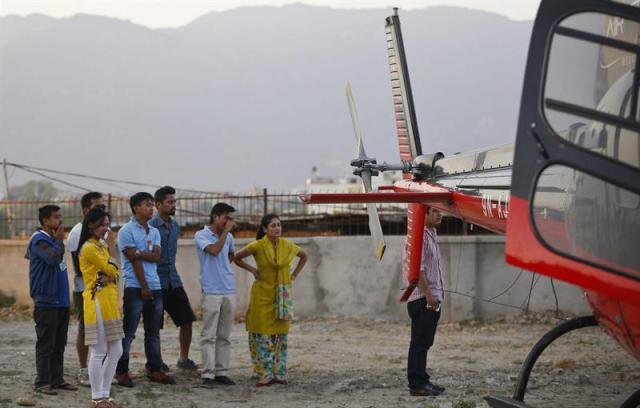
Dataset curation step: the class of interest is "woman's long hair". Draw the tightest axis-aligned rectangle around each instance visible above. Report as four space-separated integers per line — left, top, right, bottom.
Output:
256 213 280 240
78 207 111 254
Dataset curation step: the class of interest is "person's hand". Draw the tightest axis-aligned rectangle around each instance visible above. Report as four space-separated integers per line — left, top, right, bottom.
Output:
54 223 65 241
426 296 439 310
105 228 116 246
97 273 116 285
141 286 153 300
224 220 236 233
251 268 259 280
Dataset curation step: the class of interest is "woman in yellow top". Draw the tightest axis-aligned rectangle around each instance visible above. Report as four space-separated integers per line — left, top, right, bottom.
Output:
78 207 123 408
234 213 307 387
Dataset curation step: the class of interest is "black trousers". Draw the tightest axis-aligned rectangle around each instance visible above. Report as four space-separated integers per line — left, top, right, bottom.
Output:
407 297 440 390
34 307 70 388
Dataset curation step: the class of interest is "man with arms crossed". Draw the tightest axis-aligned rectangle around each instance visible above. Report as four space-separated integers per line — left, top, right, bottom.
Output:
195 203 237 387
115 192 175 387
150 186 197 371
403 206 446 397
67 191 104 386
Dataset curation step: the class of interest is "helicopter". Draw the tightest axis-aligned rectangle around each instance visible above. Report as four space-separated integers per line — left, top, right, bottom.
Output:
302 1 640 406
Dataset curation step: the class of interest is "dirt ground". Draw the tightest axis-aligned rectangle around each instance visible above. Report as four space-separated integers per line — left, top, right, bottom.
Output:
0 312 638 408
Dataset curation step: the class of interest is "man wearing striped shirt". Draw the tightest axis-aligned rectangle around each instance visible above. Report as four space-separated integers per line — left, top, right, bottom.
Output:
402 206 446 397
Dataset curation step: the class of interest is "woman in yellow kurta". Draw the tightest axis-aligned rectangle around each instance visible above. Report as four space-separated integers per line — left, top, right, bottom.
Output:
234 213 308 387
78 207 123 407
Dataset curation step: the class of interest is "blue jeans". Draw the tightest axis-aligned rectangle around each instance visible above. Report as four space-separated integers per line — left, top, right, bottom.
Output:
116 288 163 374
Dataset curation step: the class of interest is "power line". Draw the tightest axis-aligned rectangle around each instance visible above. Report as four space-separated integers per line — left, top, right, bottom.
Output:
6 161 213 194
17 165 92 192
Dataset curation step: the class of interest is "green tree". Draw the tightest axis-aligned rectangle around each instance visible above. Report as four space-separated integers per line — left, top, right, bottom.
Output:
8 180 59 200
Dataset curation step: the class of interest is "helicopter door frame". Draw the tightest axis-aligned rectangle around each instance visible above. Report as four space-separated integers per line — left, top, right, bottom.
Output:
506 0 640 304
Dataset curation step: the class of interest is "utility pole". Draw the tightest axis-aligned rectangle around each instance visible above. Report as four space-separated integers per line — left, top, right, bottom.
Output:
2 158 16 237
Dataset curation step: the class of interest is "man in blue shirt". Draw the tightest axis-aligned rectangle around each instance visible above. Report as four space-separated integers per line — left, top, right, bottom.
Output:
115 192 175 387
150 186 197 371
27 205 78 394
194 202 237 387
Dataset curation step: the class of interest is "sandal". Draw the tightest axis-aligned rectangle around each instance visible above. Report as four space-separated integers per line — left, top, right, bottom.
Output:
34 385 58 395
52 381 78 391
90 399 112 408
273 377 289 385
255 377 275 387
108 398 122 408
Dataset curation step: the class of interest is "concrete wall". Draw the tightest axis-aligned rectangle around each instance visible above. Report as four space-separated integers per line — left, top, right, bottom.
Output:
0 236 591 321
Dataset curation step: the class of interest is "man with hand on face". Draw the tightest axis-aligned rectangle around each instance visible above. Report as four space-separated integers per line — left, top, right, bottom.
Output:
67 191 104 387
27 205 78 394
194 202 237 388
150 186 197 371
115 192 175 387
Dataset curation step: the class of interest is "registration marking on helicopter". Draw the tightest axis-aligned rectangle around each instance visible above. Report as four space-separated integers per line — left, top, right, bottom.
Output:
481 192 510 219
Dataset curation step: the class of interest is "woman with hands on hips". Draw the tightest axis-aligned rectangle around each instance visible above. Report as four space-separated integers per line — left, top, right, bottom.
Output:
234 214 307 387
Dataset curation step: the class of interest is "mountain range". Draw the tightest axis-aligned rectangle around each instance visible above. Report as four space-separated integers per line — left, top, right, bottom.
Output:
0 5 532 193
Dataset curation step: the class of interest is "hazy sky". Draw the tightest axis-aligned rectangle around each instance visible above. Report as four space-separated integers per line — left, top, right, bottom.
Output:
1 0 542 28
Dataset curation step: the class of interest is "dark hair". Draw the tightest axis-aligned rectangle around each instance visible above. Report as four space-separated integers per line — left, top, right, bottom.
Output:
78 207 111 253
38 205 61 226
209 202 235 223
154 186 176 203
81 192 103 210
256 213 280 240
129 192 154 214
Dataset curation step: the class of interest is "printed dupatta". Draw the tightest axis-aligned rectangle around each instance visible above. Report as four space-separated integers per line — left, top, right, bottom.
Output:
257 236 298 321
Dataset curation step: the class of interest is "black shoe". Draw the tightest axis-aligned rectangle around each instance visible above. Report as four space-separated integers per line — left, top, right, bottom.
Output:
427 380 445 393
160 362 171 373
202 378 215 388
214 376 236 386
409 383 442 397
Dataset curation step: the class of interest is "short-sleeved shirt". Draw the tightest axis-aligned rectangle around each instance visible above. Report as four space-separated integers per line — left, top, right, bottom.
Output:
118 217 161 290
66 222 85 292
149 215 182 289
194 226 235 295
401 226 445 303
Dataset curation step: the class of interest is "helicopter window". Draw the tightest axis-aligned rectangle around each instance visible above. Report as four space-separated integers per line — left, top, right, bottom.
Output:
532 165 640 280
543 10 639 168
559 12 639 46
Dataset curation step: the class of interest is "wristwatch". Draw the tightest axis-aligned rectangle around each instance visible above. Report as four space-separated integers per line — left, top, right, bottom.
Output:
135 249 141 259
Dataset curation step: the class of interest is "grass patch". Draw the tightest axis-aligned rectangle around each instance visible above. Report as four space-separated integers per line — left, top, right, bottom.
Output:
135 384 160 400
453 400 477 408
0 289 16 307
0 369 23 376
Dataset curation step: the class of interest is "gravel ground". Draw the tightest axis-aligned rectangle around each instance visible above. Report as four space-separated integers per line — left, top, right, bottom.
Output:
0 313 638 408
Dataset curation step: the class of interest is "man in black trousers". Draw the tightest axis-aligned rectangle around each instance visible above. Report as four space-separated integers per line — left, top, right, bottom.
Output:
402 206 446 397
26 205 78 394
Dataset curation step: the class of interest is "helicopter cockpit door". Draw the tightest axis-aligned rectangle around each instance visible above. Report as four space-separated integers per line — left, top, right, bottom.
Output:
506 0 640 304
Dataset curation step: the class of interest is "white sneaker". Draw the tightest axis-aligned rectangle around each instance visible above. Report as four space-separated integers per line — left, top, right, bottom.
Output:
78 368 90 387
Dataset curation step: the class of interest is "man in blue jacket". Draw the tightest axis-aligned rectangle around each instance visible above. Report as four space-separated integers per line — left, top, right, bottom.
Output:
26 205 77 394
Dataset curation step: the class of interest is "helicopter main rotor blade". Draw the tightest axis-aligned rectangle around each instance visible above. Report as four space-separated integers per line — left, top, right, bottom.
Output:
346 82 368 160
346 82 386 260
361 169 386 260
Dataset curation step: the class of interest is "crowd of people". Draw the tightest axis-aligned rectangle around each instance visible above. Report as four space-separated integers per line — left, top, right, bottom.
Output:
26 188 446 406
26 187 308 407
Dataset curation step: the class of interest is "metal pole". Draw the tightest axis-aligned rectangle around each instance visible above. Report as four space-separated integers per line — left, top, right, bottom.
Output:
2 158 16 237
263 188 268 216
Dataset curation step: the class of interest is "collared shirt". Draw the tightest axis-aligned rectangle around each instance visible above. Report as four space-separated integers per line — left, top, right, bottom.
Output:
194 226 235 295
118 217 161 290
149 214 183 289
402 226 445 303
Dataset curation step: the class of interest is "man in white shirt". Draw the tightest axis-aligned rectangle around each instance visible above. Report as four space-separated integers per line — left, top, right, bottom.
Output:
67 192 104 387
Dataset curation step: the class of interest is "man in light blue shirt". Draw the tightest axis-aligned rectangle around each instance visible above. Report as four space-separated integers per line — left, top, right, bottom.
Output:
194 202 237 387
115 192 175 387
